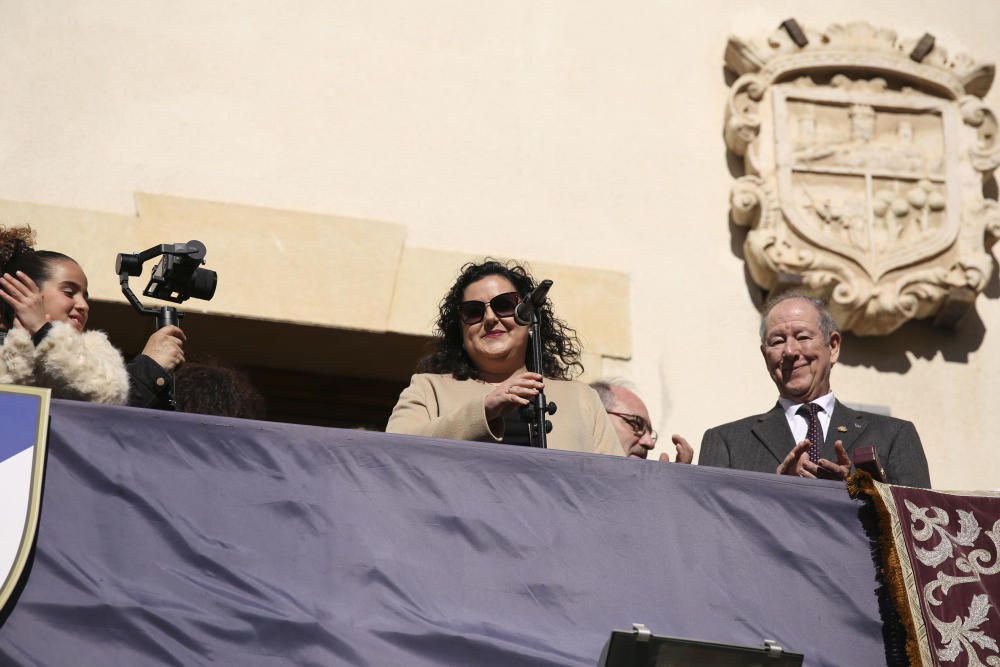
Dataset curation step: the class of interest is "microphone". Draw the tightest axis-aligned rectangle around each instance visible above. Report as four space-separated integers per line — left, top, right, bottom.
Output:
514 279 553 326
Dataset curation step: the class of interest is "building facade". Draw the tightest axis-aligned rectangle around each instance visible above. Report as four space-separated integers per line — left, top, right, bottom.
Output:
2 1 998 488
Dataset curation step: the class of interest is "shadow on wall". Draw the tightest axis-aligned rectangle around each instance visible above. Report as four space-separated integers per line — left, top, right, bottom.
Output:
838 308 987 373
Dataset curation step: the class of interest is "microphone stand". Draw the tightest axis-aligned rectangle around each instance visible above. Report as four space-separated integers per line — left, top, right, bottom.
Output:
517 280 557 448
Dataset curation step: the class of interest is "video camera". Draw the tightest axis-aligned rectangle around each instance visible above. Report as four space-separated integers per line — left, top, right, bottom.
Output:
116 241 218 329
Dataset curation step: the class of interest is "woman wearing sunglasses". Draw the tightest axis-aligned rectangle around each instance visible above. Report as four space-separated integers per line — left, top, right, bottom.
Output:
387 259 621 455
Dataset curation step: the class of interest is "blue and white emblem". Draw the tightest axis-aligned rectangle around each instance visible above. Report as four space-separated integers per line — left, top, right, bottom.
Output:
0 385 50 615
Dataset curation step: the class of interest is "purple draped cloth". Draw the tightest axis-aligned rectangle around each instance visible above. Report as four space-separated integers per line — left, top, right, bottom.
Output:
0 401 889 666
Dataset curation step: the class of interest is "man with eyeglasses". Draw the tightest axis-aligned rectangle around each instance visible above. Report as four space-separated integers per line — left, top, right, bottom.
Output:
591 380 693 462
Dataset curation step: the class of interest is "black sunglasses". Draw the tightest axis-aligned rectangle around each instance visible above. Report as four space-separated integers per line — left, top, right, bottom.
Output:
459 292 521 325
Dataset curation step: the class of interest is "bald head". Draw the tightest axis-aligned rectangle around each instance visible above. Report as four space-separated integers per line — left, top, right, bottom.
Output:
591 380 656 458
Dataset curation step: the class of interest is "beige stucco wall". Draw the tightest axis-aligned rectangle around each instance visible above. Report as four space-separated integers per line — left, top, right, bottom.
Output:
2 1 998 489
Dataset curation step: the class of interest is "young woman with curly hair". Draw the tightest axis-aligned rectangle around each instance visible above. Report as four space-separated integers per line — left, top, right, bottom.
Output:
0 225 185 406
386 260 621 455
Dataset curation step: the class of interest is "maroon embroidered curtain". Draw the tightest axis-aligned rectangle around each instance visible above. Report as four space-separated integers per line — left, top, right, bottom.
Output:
850 473 1000 666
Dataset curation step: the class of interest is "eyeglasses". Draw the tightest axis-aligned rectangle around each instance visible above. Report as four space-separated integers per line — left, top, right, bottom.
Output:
607 411 658 443
459 292 521 325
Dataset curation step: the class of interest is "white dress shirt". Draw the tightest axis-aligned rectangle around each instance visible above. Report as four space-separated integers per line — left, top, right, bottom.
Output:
778 392 836 444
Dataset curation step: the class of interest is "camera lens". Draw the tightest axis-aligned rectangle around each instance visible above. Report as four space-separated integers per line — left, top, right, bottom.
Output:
190 268 218 301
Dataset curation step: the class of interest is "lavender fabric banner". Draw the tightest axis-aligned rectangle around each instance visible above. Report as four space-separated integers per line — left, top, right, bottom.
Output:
0 401 887 666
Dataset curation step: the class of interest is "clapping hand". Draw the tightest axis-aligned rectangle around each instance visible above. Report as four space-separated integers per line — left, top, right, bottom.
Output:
777 439 851 480
658 434 694 464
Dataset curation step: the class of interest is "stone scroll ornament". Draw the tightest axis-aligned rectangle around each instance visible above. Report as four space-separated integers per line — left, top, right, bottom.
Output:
849 472 1000 666
725 21 1000 335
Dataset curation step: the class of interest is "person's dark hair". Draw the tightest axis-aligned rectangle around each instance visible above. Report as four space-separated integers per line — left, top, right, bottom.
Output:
417 259 584 381
174 359 267 420
759 290 840 343
0 225 76 329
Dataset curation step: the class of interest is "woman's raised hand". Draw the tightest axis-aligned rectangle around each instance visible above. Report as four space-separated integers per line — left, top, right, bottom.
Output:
484 372 544 422
0 271 48 335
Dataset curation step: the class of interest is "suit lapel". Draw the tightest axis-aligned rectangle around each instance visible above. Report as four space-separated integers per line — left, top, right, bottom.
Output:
751 404 797 465
824 399 868 461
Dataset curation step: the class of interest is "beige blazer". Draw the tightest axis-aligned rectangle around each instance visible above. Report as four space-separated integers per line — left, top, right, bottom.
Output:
386 372 623 456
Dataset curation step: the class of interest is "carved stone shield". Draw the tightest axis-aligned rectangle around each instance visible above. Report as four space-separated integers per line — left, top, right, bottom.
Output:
725 22 1000 335
0 385 51 615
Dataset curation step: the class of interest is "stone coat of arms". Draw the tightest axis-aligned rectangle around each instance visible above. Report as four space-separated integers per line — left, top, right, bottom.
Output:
725 22 1000 335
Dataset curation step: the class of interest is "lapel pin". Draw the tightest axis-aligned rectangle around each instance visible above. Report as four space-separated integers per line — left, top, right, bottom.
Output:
837 425 848 433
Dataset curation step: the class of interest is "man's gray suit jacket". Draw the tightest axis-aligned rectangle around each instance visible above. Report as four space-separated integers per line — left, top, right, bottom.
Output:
698 399 931 488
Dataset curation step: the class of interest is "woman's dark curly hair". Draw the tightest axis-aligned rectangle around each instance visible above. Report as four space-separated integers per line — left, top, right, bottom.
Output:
175 358 267 420
416 259 584 381
0 225 75 329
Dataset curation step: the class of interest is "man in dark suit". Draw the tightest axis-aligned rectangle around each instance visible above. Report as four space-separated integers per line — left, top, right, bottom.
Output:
698 293 931 487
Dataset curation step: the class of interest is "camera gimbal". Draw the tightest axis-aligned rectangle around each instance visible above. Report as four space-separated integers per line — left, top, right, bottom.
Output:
116 241 217 329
